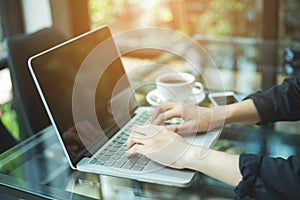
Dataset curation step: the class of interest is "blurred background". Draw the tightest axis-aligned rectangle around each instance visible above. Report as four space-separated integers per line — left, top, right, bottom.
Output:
0 0 300 143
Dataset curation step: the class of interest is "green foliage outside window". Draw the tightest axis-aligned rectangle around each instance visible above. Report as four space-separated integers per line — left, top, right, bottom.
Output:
192 0 260 37
88 0 300 42
88 0 174 33
88 0 261 38
0 103 20 141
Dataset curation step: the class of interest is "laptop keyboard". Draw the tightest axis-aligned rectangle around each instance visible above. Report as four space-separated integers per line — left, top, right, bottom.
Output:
90 111 151 171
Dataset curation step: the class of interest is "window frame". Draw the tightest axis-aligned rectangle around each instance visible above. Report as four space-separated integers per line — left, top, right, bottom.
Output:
0 0 25 70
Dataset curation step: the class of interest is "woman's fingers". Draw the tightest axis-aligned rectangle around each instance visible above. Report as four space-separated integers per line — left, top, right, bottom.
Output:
131 124 163 137
131 124 149 134
151 102 179 123
126 144 143 157
165 124 181 133
126 125 149 153
126 132 144 149
126 124 191 169
126 124 161 157
152 108 182 125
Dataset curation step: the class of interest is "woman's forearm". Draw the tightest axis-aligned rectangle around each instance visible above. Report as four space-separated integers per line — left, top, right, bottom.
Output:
182 100 258 185
208 99 260 131
182 145 242 186
225 99 260 125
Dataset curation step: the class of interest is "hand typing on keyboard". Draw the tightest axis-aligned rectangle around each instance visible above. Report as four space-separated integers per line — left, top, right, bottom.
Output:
151 102 217 134
126 124 190 169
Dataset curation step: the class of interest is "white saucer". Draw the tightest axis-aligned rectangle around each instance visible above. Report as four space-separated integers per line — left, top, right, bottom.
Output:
146 88 206 106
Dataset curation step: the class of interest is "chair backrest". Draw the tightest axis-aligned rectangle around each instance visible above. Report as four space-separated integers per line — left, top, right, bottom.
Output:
5 27 65 139
0 120 17 153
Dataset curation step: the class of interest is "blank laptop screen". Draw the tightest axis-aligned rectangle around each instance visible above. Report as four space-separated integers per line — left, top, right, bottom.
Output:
30 26 138 166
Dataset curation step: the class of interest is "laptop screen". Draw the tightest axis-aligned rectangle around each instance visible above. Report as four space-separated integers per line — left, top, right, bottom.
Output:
29 26 138 166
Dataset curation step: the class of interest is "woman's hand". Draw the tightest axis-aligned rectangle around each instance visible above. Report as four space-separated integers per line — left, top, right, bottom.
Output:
126 124 242 186
151 102 215 134
126 124 190 169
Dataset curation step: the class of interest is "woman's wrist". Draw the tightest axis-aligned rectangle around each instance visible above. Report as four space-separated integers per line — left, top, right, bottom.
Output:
181 145 205 170
180 144 242 186
207 106 227 131
224 99 260 124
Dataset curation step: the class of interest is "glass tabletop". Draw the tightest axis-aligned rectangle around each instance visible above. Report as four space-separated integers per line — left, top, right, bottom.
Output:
1 37 300 199
1 118 300 199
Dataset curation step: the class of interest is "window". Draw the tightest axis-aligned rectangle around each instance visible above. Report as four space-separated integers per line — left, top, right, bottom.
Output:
0 14 5 59
279 0 300 42
189 0 262 38
21 0 52 34
88 0 174 33
88 0 263 38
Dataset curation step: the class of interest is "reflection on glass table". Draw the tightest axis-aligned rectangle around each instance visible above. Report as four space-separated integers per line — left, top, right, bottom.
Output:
1 118 300 199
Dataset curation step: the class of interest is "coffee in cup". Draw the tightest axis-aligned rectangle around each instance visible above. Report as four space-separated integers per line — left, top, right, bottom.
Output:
156 72 203 102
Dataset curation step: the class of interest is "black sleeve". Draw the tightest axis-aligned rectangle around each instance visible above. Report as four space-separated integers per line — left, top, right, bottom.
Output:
247 74 300 125
234 153 300 200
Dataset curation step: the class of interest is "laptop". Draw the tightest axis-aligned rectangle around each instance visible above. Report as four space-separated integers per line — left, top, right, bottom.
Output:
28 25 221 187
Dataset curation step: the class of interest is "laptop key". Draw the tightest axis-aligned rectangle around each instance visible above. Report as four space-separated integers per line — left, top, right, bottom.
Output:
123 161 136 169
111 155 121 160
110 146 119 152
95 154 102 160
116 150 125 155
136 157 150 166
99 155 110 162
132 165 144 171
123 156 139 169
104 151 114 156
113 143 122 148
95 160 105 165
104 159 117 167
90 158 97 164
113 158 128 168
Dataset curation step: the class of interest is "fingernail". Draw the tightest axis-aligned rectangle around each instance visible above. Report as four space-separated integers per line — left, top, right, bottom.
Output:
125 151 131 157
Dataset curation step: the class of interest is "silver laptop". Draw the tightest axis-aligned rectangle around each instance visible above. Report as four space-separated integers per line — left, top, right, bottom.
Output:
28 25 221 187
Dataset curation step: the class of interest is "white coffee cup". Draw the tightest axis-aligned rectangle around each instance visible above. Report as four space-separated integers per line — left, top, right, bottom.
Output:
156 72 204 102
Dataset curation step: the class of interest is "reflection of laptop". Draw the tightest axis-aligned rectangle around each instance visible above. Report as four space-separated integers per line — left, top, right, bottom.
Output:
28 25 221 187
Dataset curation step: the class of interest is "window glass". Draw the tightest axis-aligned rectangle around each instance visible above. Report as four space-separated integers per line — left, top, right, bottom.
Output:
21 0 52 34
88 0 262 38
88 0 173 33
279 0 300 42
185 0 262 38
0 14 4 57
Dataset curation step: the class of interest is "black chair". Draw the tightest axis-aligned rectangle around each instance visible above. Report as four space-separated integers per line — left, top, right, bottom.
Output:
0 120 17 153
5 27 66 139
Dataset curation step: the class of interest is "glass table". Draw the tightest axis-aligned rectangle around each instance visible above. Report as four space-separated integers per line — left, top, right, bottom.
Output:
1 112 300 199
1 37 300 199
